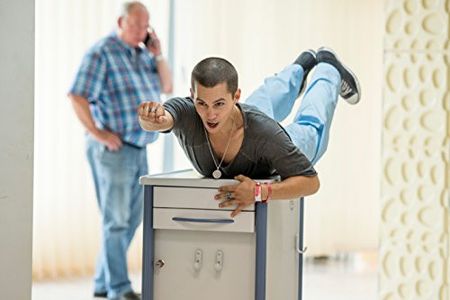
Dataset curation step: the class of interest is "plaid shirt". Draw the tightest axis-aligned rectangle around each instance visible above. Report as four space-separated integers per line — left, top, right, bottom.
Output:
69 32 161 147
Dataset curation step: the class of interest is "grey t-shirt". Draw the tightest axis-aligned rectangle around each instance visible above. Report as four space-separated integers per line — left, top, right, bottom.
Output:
163 97 317 180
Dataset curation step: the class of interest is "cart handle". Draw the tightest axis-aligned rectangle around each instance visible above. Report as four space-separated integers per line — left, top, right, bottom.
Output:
172 217 235 224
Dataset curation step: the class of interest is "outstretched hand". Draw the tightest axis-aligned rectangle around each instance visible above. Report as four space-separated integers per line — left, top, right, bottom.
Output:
216 175 256 217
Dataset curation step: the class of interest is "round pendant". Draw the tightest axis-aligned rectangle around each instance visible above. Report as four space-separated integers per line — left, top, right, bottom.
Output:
212 169 222 179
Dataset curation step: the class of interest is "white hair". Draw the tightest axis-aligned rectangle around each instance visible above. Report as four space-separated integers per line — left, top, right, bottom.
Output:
119 1 148 18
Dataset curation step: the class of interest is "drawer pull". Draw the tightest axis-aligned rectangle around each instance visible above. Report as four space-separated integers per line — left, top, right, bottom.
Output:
172 217 235 224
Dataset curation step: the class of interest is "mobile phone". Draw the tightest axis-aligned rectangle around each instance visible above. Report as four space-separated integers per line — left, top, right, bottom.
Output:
143 32 152 47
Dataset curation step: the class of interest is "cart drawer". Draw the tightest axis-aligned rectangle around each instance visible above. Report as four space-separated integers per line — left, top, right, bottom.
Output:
153 186 255 211
153 208 255 233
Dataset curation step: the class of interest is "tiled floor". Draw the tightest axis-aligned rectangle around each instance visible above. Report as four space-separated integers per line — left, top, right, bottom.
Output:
32 253 377 300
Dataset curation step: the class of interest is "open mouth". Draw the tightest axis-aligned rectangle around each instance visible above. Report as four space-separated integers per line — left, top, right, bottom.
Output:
206 121 219 129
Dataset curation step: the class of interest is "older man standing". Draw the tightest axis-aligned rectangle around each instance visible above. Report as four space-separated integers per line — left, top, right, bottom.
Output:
68 2 172 299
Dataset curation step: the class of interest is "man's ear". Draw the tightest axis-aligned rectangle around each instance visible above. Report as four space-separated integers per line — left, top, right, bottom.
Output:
190 88 194 99
117 16 124 29
234 88 241 102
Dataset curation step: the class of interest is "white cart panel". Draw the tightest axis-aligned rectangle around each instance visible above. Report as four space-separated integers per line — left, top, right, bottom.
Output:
153 230 255 300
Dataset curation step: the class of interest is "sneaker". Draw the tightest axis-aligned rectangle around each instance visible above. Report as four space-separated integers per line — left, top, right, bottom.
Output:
93 291 107 298
111 291 141 300
293 49 317 96
316 47 361 104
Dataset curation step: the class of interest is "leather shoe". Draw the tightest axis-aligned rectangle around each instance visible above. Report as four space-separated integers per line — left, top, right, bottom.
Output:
110 291 141 300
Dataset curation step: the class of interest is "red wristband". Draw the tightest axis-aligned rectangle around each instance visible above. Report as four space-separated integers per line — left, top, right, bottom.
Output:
262 182 272 203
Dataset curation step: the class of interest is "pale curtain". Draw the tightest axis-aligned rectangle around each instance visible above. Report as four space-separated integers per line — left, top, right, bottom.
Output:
33 0 173 280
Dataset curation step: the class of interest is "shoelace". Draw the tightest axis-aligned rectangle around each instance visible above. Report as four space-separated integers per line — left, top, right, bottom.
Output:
341 80 352 96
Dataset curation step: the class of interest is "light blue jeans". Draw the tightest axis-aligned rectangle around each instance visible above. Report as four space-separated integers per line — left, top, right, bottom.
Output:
86 136 147 298
245 62 341 165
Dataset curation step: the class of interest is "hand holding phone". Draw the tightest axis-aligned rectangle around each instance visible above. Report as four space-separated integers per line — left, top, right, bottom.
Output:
143 32 153 47
143 28 161 55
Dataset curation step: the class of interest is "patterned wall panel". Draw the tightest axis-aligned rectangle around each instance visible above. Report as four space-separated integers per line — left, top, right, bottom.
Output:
385 0 450 51
381 53 450 298
382 1 450 298
379 242 447 299
383 53 449 149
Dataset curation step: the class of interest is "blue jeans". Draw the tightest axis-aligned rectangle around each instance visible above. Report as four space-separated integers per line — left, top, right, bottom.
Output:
86 136 148 298
245 62 341 165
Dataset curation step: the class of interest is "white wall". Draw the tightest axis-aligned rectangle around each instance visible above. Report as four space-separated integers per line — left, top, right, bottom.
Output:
295 0 383 255
0 0 34 298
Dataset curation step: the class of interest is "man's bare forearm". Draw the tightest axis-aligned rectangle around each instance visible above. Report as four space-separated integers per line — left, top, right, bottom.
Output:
263 175 320 200
68 94 99 136
68 94 123 150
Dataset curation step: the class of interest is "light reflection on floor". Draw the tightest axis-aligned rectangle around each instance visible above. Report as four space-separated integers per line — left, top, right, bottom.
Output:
303 252 377 300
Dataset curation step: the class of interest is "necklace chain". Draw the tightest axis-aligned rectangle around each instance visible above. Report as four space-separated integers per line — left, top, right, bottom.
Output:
204 117 235 178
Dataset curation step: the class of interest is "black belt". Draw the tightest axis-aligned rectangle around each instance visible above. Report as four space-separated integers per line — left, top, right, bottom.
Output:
122 141 145 150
